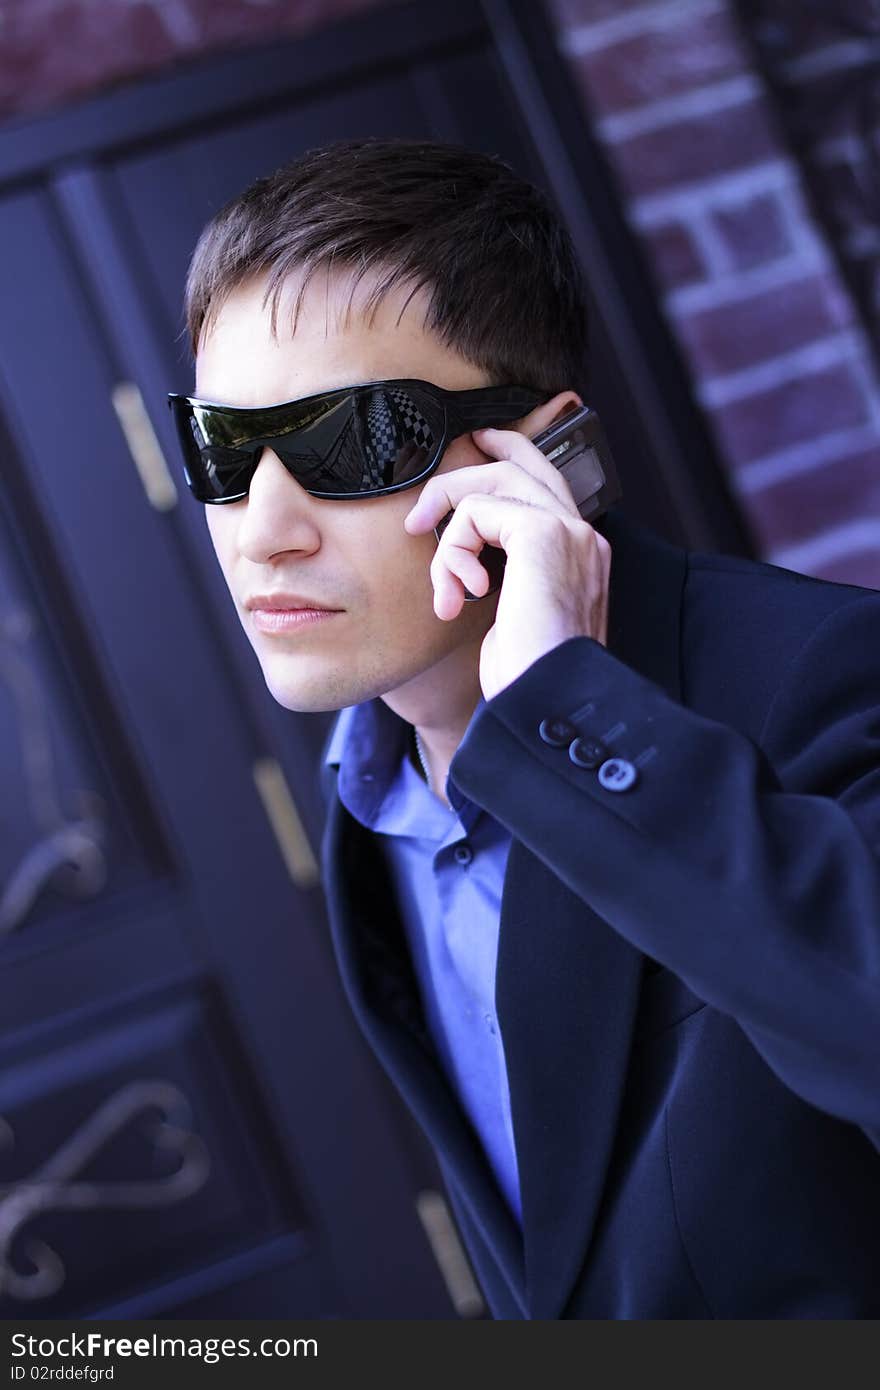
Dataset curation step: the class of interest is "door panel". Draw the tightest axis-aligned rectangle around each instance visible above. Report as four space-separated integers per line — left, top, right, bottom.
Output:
113 73 432 360
0 0 746 1318
0 187 458 1317
0 987 317 1316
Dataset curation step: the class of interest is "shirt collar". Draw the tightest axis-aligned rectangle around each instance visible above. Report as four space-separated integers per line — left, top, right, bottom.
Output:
323 703 360 770
322 692 486 832
322 693 488 771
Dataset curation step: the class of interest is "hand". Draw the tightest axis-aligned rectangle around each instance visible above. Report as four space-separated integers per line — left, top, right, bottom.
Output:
403 426 612 702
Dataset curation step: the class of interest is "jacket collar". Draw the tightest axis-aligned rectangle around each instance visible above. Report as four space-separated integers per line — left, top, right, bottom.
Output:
594 504 685 703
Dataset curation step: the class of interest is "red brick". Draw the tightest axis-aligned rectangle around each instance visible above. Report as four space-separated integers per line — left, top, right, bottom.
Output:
710 191 793 270
643 220 708 288
0 2 178 119
676 273 853 376
572 9 745 113
0 0 390 120
166 0 385 46
606 99 780 197
711 363 869 464
745 446 880 552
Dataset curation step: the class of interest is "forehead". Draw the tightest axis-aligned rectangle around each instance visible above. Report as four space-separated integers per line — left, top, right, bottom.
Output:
193 265 490 406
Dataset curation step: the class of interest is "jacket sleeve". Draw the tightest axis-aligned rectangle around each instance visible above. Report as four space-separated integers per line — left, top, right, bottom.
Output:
447 592 880 1149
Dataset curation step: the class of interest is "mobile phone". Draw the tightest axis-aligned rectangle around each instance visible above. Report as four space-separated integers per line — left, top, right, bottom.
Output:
433 403 622 601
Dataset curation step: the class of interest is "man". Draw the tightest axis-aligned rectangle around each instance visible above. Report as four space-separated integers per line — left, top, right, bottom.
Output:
169 137 880 1319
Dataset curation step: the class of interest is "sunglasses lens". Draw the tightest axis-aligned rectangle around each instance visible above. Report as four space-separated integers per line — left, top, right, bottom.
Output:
170 403 258 502
171 384 444 502
270 384 442 496
196 444 259 499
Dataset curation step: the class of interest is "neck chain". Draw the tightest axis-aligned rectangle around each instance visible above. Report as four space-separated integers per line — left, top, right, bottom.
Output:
411 725 451 808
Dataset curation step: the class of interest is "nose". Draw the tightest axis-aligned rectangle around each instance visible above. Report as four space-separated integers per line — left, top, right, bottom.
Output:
235 446 322 561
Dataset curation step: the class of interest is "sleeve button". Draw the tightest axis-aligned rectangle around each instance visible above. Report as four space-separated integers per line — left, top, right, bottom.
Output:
597 758 638 792
539 717 578 747
569 737 606 769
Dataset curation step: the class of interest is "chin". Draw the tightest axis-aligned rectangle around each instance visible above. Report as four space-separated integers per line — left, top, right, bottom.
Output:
255 632 453 713
258 659 359 715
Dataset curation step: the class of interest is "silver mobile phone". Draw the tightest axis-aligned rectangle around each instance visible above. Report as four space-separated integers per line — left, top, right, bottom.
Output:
433 403 622 601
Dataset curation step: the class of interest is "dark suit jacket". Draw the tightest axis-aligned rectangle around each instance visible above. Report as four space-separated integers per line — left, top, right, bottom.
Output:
319 506 880 1319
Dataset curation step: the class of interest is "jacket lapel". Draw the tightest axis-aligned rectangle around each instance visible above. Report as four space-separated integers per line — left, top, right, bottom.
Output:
320 792 529 1314
496 843 644 1318
491 507 688 1319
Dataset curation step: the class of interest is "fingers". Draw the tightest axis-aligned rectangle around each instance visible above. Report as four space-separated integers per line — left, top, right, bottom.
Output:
428 496 511 616
427 491 588 619
402 430 609 625
472 426 581 513
404 446 576 538
402 463 533 534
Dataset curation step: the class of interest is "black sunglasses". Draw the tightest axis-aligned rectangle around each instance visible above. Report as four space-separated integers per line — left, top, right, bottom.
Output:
166 378 548 504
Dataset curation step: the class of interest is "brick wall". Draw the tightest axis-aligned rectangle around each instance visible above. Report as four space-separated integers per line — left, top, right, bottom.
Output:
0 0 381 117
1 0 877 587
551 0 880 589
736 1 880 348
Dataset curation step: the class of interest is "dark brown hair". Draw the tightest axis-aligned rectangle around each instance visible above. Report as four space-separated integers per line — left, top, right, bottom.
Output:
183 136 589 396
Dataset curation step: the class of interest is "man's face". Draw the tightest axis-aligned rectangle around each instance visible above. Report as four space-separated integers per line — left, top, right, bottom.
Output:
195 267 508 720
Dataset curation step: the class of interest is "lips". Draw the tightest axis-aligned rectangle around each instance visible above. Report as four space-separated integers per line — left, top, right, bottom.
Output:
250 607 340 635
245 592 341 611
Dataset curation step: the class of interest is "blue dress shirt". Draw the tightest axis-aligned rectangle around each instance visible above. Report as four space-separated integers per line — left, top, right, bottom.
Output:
323 695 522 1224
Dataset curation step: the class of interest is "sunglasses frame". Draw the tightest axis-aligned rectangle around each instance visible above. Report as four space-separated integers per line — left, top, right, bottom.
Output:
167 378 549 504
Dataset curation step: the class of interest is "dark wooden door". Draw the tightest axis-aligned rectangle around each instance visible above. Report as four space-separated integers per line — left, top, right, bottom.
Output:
0 0 748 1319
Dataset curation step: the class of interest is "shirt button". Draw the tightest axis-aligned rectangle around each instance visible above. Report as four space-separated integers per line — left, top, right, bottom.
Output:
454 842 473 866
538 716 577 747
597 758 638 792
569 737 606 769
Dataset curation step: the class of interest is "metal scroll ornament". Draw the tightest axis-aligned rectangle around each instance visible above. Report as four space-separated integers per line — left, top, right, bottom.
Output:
0 603 108 935
0 1079 211 1300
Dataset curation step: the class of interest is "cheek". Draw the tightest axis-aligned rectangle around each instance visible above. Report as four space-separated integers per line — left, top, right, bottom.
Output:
363 508 435 605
